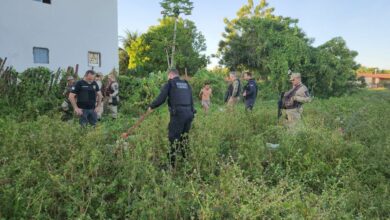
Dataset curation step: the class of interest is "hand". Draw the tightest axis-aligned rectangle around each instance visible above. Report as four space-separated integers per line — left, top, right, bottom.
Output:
94 106 100 113
121 133 129 139
74 108 83 116
243 91 247 97
147 107 154 114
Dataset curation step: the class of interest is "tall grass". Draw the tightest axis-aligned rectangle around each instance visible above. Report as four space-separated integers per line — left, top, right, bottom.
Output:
0 90 389 219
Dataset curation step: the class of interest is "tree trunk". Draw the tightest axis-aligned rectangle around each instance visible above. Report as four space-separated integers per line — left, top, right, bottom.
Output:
171 17 178 69
165 48 171 69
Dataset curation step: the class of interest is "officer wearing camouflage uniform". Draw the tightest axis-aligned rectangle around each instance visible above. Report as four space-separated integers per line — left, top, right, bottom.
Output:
61 76 75 121
226 72 241 106
103 74 119 119
282 72 312 128
95 73 104 120
148 69 196 168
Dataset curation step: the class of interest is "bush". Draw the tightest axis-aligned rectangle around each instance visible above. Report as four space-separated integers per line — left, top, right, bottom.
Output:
0 90 389 219
118 72 166 116
0 67 68 120
189 69 227 104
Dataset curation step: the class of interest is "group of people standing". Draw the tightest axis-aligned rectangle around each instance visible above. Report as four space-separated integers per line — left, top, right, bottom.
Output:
198 71 259 114
148 69 311 168
62 68 311 168
61 70 119 126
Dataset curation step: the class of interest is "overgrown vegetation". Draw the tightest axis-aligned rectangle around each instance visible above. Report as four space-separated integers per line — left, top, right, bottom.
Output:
218 0 360 98
1 0 388 218
0 90 389 219
0 67 75 120
0 67 225 120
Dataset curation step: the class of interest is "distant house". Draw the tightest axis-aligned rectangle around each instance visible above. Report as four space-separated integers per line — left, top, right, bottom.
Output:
357 73 390 88
0 0 118 74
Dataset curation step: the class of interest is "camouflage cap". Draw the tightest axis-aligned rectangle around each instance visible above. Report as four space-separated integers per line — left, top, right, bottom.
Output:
96 72 103 77
290 72 301 80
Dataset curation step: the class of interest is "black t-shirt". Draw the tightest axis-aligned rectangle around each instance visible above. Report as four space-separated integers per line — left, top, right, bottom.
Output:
71 80 100 109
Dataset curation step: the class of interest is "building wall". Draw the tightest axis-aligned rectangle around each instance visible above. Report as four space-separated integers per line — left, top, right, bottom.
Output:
0 0 118 75
363 77 390 88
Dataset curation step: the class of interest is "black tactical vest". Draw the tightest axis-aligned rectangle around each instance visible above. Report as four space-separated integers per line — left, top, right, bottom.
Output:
168 78 192 108
247 79 257 99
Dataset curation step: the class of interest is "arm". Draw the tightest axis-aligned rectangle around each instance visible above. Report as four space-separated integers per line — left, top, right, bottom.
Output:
111 82 119 97
69 81 82 115
294 88 312 103
243 85 248 97
149 83 170 109
232 80 239 97
96 91 103 108
69 93 82 115
190 85 196 114
95 82 103 109
294 95 312 103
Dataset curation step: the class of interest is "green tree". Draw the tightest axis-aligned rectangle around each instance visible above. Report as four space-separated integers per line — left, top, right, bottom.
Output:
219 0 310 92
160 0 194 68
127 18 207 76
305 37 359 97
219 0 359 98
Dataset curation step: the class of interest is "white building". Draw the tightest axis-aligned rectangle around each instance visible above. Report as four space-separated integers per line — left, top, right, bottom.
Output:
0 0 118 75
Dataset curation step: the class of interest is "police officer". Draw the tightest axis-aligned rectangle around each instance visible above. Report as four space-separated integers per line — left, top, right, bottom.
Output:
103 74 119 119
95 73 104 120
147 69 196 167
242 72 258 111
69 70 103 127
225 72 241 106
61 76 75 121
282 72 312 129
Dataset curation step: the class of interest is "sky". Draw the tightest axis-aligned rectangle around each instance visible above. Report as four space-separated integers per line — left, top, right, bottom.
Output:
118 0 390 69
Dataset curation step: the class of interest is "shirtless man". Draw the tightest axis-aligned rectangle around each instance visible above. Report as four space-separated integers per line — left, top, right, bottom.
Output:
199 83 212 114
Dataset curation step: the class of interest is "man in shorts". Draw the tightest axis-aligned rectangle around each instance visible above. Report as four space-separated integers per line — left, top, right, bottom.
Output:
199 82 212 114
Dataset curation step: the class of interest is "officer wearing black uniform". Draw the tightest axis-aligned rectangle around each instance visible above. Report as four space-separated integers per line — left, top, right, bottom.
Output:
69 70 103 127
242 72 258 111
148 69 195 167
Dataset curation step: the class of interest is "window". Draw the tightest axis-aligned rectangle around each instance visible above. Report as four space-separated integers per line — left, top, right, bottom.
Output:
33 0 51 4
33 47 49 64
88 52 101 67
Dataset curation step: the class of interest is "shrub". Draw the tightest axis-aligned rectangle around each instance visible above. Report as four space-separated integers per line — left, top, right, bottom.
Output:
0 67 68 120
189 69 227 104
0 90 389 219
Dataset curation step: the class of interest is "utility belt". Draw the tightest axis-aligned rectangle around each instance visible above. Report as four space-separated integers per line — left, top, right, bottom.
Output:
284 103 301 110
169 105 192 115
109 96 119 106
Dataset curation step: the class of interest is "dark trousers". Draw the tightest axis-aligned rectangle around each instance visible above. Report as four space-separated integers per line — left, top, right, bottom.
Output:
80 109 97 127
168 108 194 167
245 99 255 111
